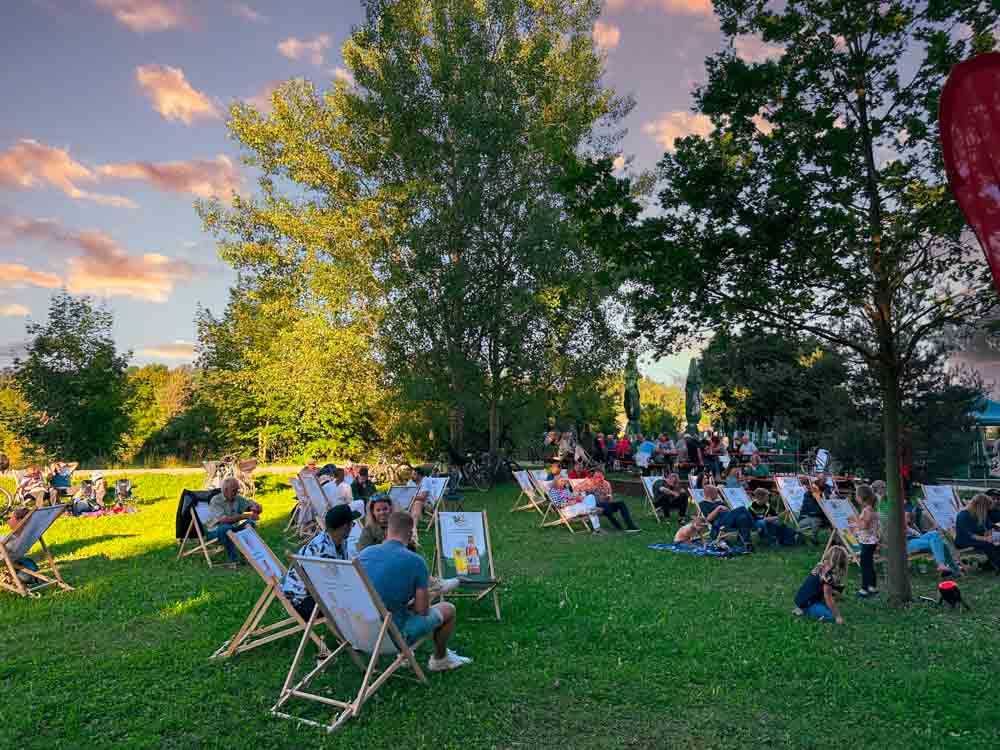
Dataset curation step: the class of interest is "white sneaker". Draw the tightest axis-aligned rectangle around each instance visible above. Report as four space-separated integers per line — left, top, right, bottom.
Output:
428 649 472 672
438 578 461 594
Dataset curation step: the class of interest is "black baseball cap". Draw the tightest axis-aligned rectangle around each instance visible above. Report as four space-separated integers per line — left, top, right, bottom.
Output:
325 504 361 530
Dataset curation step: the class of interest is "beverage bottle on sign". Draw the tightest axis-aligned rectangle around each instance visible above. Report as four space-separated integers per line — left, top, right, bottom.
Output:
453 548 467 575
465 535 481 575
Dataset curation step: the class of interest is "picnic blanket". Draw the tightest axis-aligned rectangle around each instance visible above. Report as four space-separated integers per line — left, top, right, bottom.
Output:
647 542 750 558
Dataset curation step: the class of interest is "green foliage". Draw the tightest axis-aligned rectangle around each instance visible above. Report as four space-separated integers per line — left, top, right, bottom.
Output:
0 375 37 465
13 292 132 463
3 476 999 748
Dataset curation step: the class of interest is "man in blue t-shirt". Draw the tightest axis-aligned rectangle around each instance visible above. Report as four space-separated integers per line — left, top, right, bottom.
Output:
359 511 472 672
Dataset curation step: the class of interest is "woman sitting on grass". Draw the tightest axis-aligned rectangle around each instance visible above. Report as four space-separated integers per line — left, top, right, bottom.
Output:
793 546 847 624
954 494 1000 573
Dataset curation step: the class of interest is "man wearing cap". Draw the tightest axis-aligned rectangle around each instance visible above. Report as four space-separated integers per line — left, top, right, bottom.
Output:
281 504 361 620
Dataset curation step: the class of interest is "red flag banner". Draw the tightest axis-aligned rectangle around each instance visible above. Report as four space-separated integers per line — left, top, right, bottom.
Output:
939 52 1000 291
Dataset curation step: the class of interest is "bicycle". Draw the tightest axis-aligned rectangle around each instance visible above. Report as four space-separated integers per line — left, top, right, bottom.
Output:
799 448 840 477
368 452 415 487
203 454 257 497
441 451 491 492
0 456 35 522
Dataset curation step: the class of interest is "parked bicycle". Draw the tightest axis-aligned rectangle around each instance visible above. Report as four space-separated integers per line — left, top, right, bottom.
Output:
799 447 840 477
368 452 415 487
203 455 258 497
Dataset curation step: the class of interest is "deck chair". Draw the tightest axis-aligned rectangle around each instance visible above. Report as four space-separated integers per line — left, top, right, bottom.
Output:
639 476 668 523
817 495 863 564
286 476 312 534
918 485 963 545
774 475 806 529
419 477 450 531
388 485 420 511
1 504 73 597
511 470 547 515
690 489 742 546
177 501 224 567
540 487 597 533
720 486 751 510
211 526 331 660
300 474 331 530
434 510 501 620
271 556 429 734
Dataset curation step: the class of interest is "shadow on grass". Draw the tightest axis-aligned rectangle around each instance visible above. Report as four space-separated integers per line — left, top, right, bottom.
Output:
45 533 140 558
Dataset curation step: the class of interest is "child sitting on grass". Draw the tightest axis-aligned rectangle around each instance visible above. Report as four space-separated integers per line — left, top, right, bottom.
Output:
793 546 847 624
673 516 708 544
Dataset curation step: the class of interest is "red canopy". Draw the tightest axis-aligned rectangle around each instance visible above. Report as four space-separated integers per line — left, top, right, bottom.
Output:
939 52 1000 291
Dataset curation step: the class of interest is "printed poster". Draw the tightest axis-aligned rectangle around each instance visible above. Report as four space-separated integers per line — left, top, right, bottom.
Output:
438 511 491 583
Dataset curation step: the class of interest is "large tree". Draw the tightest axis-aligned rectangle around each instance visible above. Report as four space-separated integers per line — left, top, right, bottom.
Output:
200 0 626 456
565 1 998 603
14 292 132 462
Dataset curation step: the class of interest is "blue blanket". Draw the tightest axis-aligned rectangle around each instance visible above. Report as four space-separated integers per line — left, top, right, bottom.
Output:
647 542 749 558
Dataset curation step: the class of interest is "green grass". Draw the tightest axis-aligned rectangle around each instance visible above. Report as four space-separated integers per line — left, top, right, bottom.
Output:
2 475 998 749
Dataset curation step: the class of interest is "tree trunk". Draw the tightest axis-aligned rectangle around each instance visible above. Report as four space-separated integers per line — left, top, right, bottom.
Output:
488 400 499 455
880 363 911 605
448 405 464 455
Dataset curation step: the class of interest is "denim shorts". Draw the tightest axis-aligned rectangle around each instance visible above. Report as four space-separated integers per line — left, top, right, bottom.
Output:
400 608 444 644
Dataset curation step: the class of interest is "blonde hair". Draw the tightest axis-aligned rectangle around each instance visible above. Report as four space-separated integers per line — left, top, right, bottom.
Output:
816 546 848 585
967 494 992 525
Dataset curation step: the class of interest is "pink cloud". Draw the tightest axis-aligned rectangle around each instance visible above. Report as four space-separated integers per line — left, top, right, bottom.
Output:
642 111 714 151
94 0 191 32
140 340 196 359
592 21 621 50
604 0 714 16
612 155 626 171
0 304 30 317
135 64 220 125
733 35 784 63
0 214 198 302
99 155 242 202
278 34 332 66
0 139 136 208
244 80 285 113
332 67 354 85
228 2 265 22
0 264 62 290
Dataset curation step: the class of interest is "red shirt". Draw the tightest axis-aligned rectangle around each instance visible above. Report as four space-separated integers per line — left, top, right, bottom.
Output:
568 469 591 479
616 438 632 458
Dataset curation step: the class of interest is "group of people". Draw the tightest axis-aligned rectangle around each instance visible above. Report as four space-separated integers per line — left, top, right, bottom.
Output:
14 462 133 517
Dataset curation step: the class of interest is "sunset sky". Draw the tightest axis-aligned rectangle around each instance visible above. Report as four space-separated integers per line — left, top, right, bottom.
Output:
1 1 803 382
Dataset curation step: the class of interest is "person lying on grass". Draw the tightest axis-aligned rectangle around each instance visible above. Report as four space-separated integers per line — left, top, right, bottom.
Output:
282 504 361 621
205 477 262 565
585 471 640 533
698 485 754 550
357 494 458 593
793 546 847 624
673 516 708 544
359 511 471 672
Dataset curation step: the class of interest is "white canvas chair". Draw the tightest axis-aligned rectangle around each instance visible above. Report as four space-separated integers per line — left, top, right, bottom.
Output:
1 504 73 597
286 476 312 535
271 556 429 734
817 494 863 564
511 470 547 515
388 485 420 512
918 485 962 543
640 476 666 522
720 486 751 510
540 485 598 533
300 474 331 530
177 501 224 567
774 475 806 529
434 510 501 620
419 476 450 531
211 526 331 660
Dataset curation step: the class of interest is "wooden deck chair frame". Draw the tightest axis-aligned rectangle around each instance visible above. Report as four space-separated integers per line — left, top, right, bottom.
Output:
176 502 224 567
540 486 595 534
918 484 971 557
286 476 312 535
433 510 501 621
271 556 429 734
773 475 806 530
639 476 666 523
420 476 453 531
817 494 863 565
211 526 331 660
689 488 742 546
511 470 547 515
1 504 73 597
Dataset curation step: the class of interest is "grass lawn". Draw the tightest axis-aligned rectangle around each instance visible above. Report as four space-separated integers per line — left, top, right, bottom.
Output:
2 473 998 749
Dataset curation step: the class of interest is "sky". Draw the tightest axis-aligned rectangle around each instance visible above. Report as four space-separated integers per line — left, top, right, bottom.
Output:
0 0 842 386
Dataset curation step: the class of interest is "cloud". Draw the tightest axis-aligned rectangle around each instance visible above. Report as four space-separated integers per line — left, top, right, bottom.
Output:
140 340 196 359
0 139 136 207
99 155 242 202
94 0 191 32
244 80 285 113
592 21 621 50
612 155 626 171
604 0 714 16
733 35 784 63
332 67 354 85
0 264 62 290
641 111 714 151
278 34 332 66
0 304 30 317
0 214 198 302
228 2 265 22
135 64 220 125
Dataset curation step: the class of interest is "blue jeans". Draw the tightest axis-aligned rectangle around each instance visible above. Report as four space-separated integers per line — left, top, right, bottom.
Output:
907 531 957 572
208 520 255 561
803 602 833 621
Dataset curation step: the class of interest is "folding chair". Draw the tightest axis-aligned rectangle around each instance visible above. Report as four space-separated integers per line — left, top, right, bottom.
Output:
540 486 598 533
419 477 450 531
388 485 420 511
640 476 665 522
511 470 547 515
774 475 805 529
720 486 751 510
817 495 863 564
918 485 963 546
286 476 312 535
271 556 429 734
300 474 331 530
211 526 331 660
691 489 741 546
1 504 73 597
434 510 502 620
177 502 224 567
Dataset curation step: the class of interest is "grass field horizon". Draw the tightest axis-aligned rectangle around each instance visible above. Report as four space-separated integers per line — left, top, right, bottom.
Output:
2 472 998 749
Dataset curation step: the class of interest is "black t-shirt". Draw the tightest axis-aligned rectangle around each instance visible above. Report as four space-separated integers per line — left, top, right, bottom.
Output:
955 510 985 548
699 500 725 518
794 573 824 609
800 491 823 518
685 436 702 464
749 501 771 521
